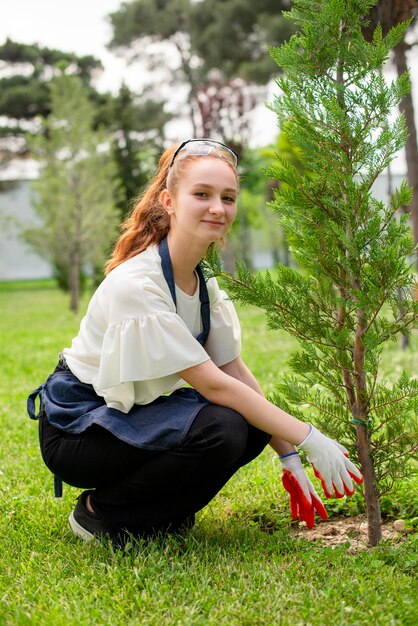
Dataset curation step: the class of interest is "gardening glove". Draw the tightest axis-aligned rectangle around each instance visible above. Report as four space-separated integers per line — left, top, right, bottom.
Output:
297 425 363 499
279 451 328 529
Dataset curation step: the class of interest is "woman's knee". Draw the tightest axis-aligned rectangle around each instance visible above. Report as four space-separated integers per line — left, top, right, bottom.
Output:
188 404 249 465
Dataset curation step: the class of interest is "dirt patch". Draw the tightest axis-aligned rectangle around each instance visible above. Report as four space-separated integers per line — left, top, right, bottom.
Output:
290 515 416 551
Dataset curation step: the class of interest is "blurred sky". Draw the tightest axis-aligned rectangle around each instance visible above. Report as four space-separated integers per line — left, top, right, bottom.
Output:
0 0 416 160
0 0 134 92
0 0 278 143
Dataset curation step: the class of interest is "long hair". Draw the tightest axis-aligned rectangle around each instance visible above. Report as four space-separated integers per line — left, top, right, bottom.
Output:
105 143 238 274
105 146 175 274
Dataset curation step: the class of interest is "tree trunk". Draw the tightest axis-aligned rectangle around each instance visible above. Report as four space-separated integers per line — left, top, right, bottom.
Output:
173 36 200 137
188 88 199 137
335 41 382 545
351 301 382 545
69 248 80 314
270 231 281 265
355 424 382 546
221 240 236 274
388 162 410 349
238 210 253 270
394 41 418 269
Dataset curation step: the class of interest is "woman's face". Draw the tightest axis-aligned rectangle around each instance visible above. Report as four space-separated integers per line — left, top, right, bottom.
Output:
162 157 238 245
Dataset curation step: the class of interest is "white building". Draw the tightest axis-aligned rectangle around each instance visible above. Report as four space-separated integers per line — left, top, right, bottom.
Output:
0 160 53 280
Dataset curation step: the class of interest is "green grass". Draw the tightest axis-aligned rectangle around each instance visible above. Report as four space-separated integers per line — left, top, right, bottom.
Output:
0 281 417 626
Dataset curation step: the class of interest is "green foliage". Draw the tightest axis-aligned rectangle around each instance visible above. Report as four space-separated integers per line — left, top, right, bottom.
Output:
110 0 192 45
0 40 166 218
23 72 121 308
1 284 418 624
208 0 418 498
0 38 101 81
0 39 103 157
109 0 292 83
99 84 169 218
324 473 418 521
108 0 294 143
53 260 88 296
190 0 294 83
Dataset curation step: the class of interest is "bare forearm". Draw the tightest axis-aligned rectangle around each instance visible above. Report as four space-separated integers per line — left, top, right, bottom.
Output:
220 359 297 454
269 435 296 456
180 360 310 446
215 378 309 444
219 358 263 394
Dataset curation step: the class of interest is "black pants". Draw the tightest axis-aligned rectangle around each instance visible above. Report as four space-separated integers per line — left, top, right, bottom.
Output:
39 404 271 534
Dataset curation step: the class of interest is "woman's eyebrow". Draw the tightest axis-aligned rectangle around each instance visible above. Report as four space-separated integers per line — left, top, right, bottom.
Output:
192 183 237 193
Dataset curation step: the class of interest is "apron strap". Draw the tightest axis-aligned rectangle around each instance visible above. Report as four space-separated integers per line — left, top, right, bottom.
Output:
158 237 210 346
27 383 63 497
159 236 177 306
195 264 210 346
54 475 63 498
27 385 44 420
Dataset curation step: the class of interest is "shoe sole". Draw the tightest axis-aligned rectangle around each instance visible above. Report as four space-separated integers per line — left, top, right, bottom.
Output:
68 512 95 541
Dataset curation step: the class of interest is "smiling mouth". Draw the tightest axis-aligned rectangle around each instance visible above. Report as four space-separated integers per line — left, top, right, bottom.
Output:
202 220 225 226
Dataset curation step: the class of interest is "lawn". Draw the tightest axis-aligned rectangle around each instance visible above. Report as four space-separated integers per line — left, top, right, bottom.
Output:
0 281 417 626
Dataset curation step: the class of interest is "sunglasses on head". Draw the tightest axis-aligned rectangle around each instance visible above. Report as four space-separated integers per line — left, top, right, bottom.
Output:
169 138 239 168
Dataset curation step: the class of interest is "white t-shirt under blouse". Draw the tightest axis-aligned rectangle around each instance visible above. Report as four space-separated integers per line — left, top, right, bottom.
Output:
63 245 241 413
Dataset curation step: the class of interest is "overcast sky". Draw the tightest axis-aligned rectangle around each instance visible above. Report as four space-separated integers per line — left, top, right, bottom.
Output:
0 0 136 92
1 1 121 52
1 1 416 161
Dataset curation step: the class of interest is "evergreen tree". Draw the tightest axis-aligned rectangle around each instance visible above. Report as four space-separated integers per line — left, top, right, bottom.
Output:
363 1 418 268
100 84 170 219
108 0 293 143
24 72 120 313
0 40 167 218
208 0 418 546
0 39 103 159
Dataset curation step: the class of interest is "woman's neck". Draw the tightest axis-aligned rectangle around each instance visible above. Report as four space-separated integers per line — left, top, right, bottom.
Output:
166 232 207 294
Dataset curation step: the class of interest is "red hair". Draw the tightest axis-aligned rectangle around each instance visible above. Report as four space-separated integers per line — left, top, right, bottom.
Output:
105 146 175 274
105 144 238 274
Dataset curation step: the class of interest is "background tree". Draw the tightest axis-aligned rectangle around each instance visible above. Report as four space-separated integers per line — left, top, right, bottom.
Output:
363 0 418 268
24 72 120 313
99 83 171 219
0 39 167 218
207 0 418 546
222 147 267 271
261 127 311 267
108 0 294 144
0 39 103 160
108 0 295 264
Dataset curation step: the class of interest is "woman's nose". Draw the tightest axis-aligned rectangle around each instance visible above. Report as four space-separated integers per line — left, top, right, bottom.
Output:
209 197 225 214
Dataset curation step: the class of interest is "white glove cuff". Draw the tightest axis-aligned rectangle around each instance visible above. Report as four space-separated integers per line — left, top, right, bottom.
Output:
278 451 299 460
296 424 314 448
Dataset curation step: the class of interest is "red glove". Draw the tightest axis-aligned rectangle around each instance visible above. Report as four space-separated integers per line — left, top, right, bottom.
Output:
279 452 328 529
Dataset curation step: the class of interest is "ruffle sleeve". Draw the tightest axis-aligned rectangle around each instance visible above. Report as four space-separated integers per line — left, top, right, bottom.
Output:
204 278 241 366
93 311 210 412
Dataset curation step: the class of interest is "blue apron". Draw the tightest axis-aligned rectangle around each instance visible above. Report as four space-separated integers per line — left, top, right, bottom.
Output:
27 238 211 495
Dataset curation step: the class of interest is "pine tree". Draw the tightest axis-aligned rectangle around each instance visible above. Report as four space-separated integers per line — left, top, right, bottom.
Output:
24 72 120 313
208 0 418 546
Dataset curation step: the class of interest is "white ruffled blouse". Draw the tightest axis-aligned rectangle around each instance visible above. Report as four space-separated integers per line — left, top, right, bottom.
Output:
63 245 241 413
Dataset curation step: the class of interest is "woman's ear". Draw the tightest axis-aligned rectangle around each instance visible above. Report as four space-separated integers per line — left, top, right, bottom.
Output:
160 189 174 215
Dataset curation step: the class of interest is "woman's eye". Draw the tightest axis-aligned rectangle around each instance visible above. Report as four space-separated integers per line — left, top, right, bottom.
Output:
195 192 208 198
223 196 236 203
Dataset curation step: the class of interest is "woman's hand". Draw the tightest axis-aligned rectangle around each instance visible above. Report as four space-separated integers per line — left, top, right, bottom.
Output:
297 426 363 498
279 452 328 528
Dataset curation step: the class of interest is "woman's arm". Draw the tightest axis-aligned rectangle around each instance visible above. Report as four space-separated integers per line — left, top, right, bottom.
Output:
183 357 363 502
219 357 263 394
179 358 310 445
219 357 297 456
